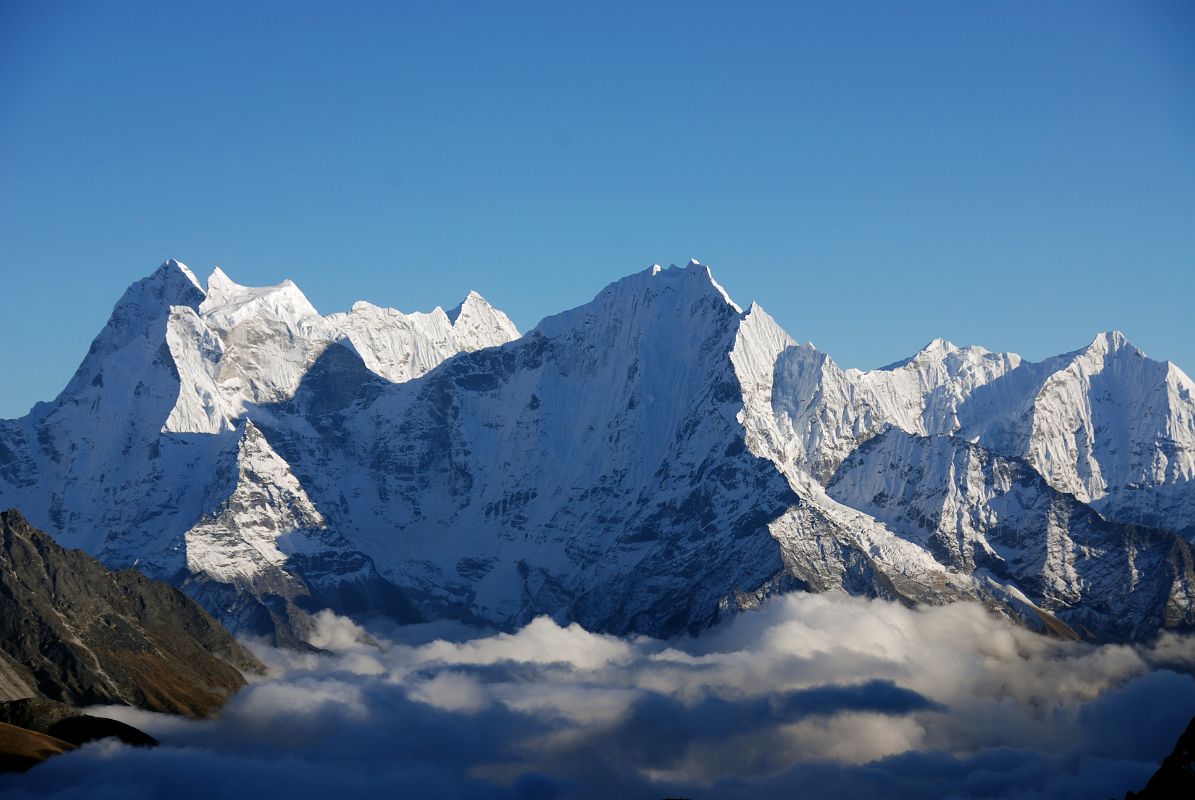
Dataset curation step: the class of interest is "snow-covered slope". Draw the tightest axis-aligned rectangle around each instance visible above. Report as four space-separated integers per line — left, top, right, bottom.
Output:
827 429 1195 638
766 332 1195 535
960 332 1195 535
246 262 986 634
0 260 515 640
768 338 1021 481
167 265 519 434
251 264 802 633
0 257 1191 642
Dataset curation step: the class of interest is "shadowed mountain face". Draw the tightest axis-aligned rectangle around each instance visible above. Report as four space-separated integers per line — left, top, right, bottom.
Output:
0 510 261 718
260 265 802 635
1126 715 1195 800
0 259 1193 642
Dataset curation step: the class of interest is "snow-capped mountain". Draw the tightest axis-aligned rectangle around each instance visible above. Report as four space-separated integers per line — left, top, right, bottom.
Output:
765 330 1195 535
1 259 1192 642
826 429 1195 639
0 260 514 639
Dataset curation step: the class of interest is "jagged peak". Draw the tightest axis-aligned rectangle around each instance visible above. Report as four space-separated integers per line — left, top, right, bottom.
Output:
1066 330 1147 366
640 259 743 312
443 291 520 344
921 337 958 353
791 340 839 372
50 261 210 402
199 267 320 324
446 290 489 324
535 261 752 342
102 259 207 333
232 417 301 468
1087 329 1135 354
203 266 306 303
701 262 743 314
874 337 1000 373
124 259 206 308
158 258 204 292
205 265 229 288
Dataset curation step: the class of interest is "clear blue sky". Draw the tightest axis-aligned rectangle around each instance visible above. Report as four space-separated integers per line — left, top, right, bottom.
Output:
2 1 1192 418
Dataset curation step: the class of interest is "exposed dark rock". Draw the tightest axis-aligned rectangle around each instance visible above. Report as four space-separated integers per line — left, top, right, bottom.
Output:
1126 715 1195 799
0 509 263 719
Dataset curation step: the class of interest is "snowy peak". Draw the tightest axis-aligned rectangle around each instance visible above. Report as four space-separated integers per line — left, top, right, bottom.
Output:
329 292 519 385
1015 329 1195 523
904 337 961 363
923 336 956 352
535 259 741 342
660 259 743 312
826 428 1195 638
54 259 206 407
444 290 520 350
445 290 483 323
184 418 326 586
878 337 1014 376
5 256 1195 645
200 267 321 330
102 258 206 338
155 263 523 430
161 258 204 292
1086 329 1133 355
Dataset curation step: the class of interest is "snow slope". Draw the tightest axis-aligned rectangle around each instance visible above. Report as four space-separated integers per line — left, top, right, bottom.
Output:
827 429 1195 638
766 332 1195 535
0 260 515 640
1 258 1191 642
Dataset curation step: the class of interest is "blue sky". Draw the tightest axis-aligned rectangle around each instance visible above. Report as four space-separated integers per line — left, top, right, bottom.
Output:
1 0 1192 418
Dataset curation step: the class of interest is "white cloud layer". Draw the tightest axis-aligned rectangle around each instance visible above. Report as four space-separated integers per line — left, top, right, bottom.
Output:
2 591 1193 799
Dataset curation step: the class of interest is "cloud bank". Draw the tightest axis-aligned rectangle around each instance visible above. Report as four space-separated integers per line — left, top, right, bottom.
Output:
2 592 1193 799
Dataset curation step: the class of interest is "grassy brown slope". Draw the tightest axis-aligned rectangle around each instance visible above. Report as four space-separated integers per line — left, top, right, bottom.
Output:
0 509 263 718
0 721 74 773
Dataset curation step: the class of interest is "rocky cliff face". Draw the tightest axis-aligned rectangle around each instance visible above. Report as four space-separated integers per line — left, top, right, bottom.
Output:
1 259 1192 642
826 429 1195 639
0 510 261 718
766 331 1195 536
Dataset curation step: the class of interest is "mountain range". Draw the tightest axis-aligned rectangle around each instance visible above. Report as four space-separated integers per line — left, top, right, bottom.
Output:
1 259 1192 642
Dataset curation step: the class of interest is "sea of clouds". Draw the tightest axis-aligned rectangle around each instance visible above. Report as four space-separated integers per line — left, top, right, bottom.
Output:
3 591 1193 799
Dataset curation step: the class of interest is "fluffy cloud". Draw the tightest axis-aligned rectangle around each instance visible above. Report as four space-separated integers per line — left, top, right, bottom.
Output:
2 592 1192 799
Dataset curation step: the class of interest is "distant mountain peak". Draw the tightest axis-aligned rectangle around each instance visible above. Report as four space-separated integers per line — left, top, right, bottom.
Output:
200 267 320 326
1086 329 1136 356
641 259 742 310
446 289 491 323
3 257 1193 646
920 336 958 354
160 258 203 292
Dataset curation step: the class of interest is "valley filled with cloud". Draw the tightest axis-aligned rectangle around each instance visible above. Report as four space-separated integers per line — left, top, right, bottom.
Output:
3 593 1191 800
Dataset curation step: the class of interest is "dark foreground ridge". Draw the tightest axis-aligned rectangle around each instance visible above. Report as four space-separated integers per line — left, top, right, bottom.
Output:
0 509 264 771
1126 715 1195 799
0 697 158 773
0 509 262 717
